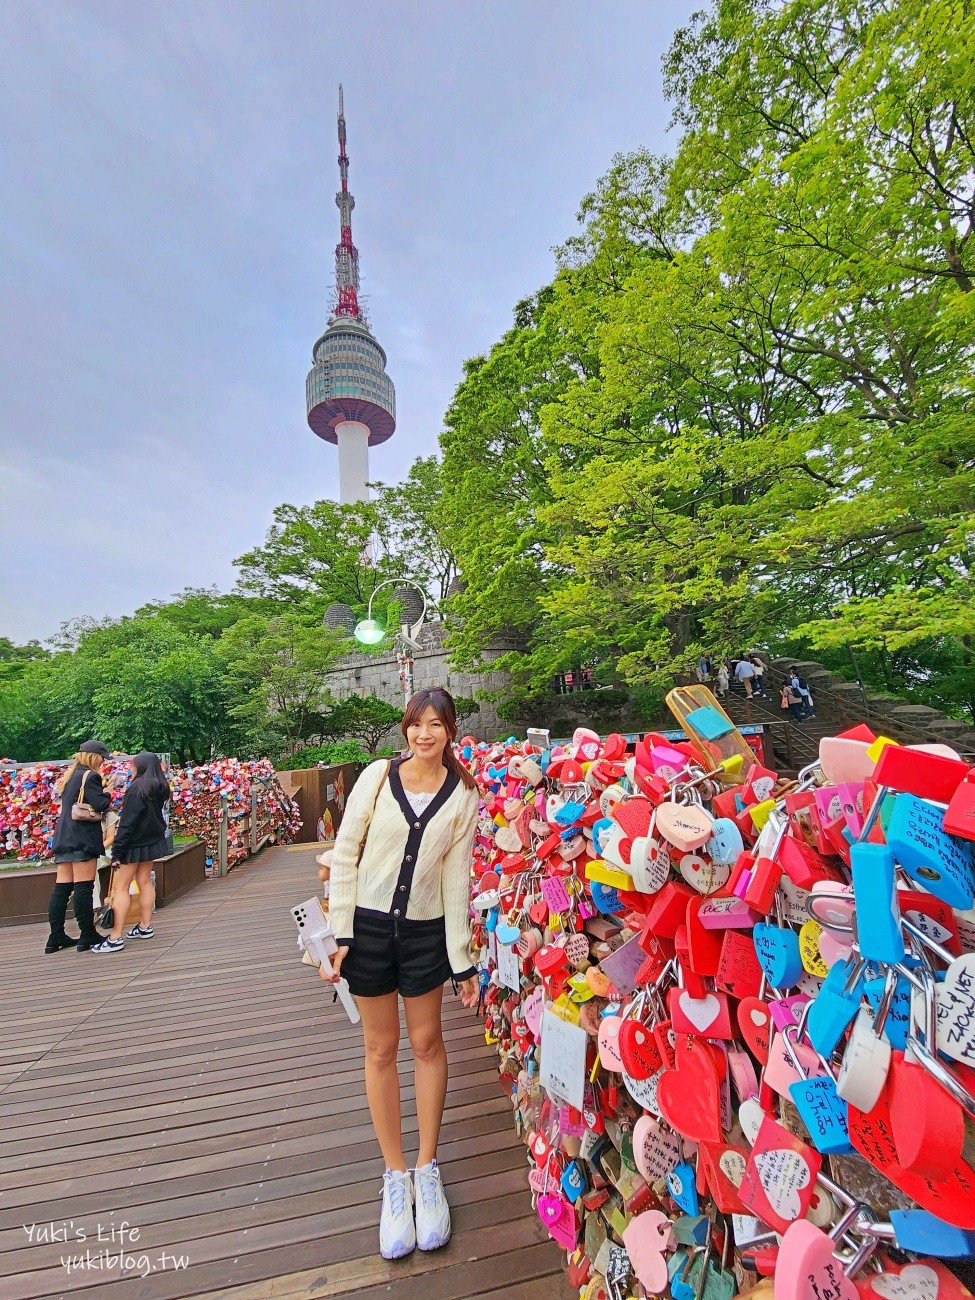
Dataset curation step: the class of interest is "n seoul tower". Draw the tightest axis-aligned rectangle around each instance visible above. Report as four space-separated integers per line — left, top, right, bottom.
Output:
306 86 396 503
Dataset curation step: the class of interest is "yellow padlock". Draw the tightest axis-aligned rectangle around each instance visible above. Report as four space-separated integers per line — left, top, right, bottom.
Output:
551 993 581 1025
749 798 777 830
585 858 634 890
866 735 898 762
566 971 594 1003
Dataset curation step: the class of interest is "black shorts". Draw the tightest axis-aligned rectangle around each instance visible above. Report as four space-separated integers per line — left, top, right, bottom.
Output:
342 907 452 999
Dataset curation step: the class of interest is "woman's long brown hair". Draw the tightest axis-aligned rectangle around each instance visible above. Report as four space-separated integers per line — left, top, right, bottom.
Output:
402 688 478 792
55 750 105 795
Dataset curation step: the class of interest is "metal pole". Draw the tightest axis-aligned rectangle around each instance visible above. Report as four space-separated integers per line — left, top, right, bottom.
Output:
218 794 229 877
250 782 259 854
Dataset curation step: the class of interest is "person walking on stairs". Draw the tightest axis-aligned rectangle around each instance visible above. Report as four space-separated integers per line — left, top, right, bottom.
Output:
47 740 114 954
322 687 480 1262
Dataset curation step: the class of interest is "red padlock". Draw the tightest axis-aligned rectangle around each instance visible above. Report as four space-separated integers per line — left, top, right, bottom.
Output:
685 895 724 977
945 769 975 841
644 882 696 938
778 836 838 890
742 856 782 914
873 744 970 804
675 925 708 999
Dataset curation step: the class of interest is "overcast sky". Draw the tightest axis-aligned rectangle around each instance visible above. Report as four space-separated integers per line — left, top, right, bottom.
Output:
0 0 695 643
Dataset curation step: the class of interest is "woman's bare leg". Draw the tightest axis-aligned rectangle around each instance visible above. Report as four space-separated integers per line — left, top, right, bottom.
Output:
404 985 447 1167
134 862 155 927
359 992 406 1171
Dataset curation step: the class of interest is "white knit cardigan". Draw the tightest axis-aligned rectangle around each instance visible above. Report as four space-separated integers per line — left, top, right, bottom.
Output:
328 758 480 978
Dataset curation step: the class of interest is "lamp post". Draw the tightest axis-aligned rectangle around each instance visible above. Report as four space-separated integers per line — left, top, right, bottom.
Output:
354 578 428 707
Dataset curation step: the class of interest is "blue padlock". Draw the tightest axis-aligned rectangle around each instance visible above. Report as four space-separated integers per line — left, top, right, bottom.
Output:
485 905 499 934
668 1252 697 1300
887 792 975 908
708 817 745 867
806 955 866 1056
783 1025 853 1156
850 841 905 964
753 919 804 989
865 969 912 1050
592 817 614 854
888 1208 975 1258
590 880 624 915
555 799 586 827
560 1159 585 1203
666 1160 699 1215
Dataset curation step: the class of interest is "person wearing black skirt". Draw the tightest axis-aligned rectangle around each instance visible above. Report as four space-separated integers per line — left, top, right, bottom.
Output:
47 739 114 953
91 752 171 954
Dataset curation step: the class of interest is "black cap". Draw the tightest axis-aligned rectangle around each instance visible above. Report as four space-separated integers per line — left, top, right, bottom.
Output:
78 740 110 758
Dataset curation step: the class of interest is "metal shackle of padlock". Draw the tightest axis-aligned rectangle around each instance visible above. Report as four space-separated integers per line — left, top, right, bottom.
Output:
774 1197 879 1298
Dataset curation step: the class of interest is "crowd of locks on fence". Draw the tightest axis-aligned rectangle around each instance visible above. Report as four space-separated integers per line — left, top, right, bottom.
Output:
0 756 300 869
461 686 975 1299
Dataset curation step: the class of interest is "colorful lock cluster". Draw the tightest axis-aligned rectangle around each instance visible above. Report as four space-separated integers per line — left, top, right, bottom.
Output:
0 756 301 871
462 689 975 1299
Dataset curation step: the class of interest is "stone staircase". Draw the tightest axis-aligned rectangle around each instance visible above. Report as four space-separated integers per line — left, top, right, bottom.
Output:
715 657 975 775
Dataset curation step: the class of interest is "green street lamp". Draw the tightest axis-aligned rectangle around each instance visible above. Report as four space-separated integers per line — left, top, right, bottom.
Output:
353 578 429 704
351 617 385 645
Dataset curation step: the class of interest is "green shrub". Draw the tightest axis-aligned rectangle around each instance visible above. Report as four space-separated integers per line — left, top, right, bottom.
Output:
275 740 397 770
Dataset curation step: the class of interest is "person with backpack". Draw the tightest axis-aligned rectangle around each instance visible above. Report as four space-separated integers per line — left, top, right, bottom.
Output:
91 752 171 953
47 740 114 953
788 666 816 718
780 677 805 723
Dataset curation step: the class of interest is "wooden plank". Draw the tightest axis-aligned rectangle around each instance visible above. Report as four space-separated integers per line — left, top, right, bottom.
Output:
0 846 568 1299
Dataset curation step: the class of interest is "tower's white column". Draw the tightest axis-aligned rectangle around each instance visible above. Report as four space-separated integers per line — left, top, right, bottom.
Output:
336 420 371 503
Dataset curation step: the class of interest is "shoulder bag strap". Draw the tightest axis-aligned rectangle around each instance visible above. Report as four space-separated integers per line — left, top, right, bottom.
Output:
356 760 392 866
76 770 90 806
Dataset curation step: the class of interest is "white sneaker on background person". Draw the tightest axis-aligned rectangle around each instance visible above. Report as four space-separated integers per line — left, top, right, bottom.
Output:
379 1169 415 1259
414 1160 451 1250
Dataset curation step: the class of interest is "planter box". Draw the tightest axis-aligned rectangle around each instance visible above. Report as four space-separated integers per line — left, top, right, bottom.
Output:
0 840 207 928
275 763 365 843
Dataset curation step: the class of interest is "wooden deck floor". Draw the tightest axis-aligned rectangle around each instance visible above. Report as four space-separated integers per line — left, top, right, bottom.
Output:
0 846 567 1299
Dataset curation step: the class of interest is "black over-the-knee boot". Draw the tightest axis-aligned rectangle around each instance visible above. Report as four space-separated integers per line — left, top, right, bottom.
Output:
73 881 105 951
45 881 78 953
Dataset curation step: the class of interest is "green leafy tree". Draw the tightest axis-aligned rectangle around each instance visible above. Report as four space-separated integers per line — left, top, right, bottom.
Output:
218 614 345 755
437 0 975 719
328 695 403 754
0 637 49 685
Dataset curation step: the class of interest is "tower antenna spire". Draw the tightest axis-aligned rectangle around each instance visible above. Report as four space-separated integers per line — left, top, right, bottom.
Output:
334 83 360 318
306 84 396 504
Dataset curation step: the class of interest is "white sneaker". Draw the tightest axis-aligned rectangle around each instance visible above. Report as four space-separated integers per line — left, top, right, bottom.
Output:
414 1160 451 1250
379 1169 415 1260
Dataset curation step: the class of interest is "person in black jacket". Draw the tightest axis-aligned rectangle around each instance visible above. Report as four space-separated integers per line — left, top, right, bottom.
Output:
92 752 171 953
48 740 114 953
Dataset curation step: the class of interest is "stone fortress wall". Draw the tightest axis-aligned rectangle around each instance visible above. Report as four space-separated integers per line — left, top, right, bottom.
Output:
323 621 517 742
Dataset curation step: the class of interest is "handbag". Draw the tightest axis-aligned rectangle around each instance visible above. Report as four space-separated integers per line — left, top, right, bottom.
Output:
70 770 104 822
98 867 117 929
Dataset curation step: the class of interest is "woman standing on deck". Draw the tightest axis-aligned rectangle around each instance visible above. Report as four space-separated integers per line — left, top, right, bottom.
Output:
322 687 480 1261
47 740 114 953
91 752 171 953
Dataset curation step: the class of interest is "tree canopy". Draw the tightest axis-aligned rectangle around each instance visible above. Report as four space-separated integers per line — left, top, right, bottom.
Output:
438 0 975 719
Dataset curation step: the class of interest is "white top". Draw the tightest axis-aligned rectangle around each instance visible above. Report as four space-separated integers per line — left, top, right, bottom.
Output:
328 760 480 976
405 789 435 815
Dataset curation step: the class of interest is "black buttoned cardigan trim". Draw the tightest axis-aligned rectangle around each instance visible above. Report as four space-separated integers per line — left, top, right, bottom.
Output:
338 759 475 979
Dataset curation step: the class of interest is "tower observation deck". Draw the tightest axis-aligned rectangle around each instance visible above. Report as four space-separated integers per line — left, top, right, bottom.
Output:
306 86 396 504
